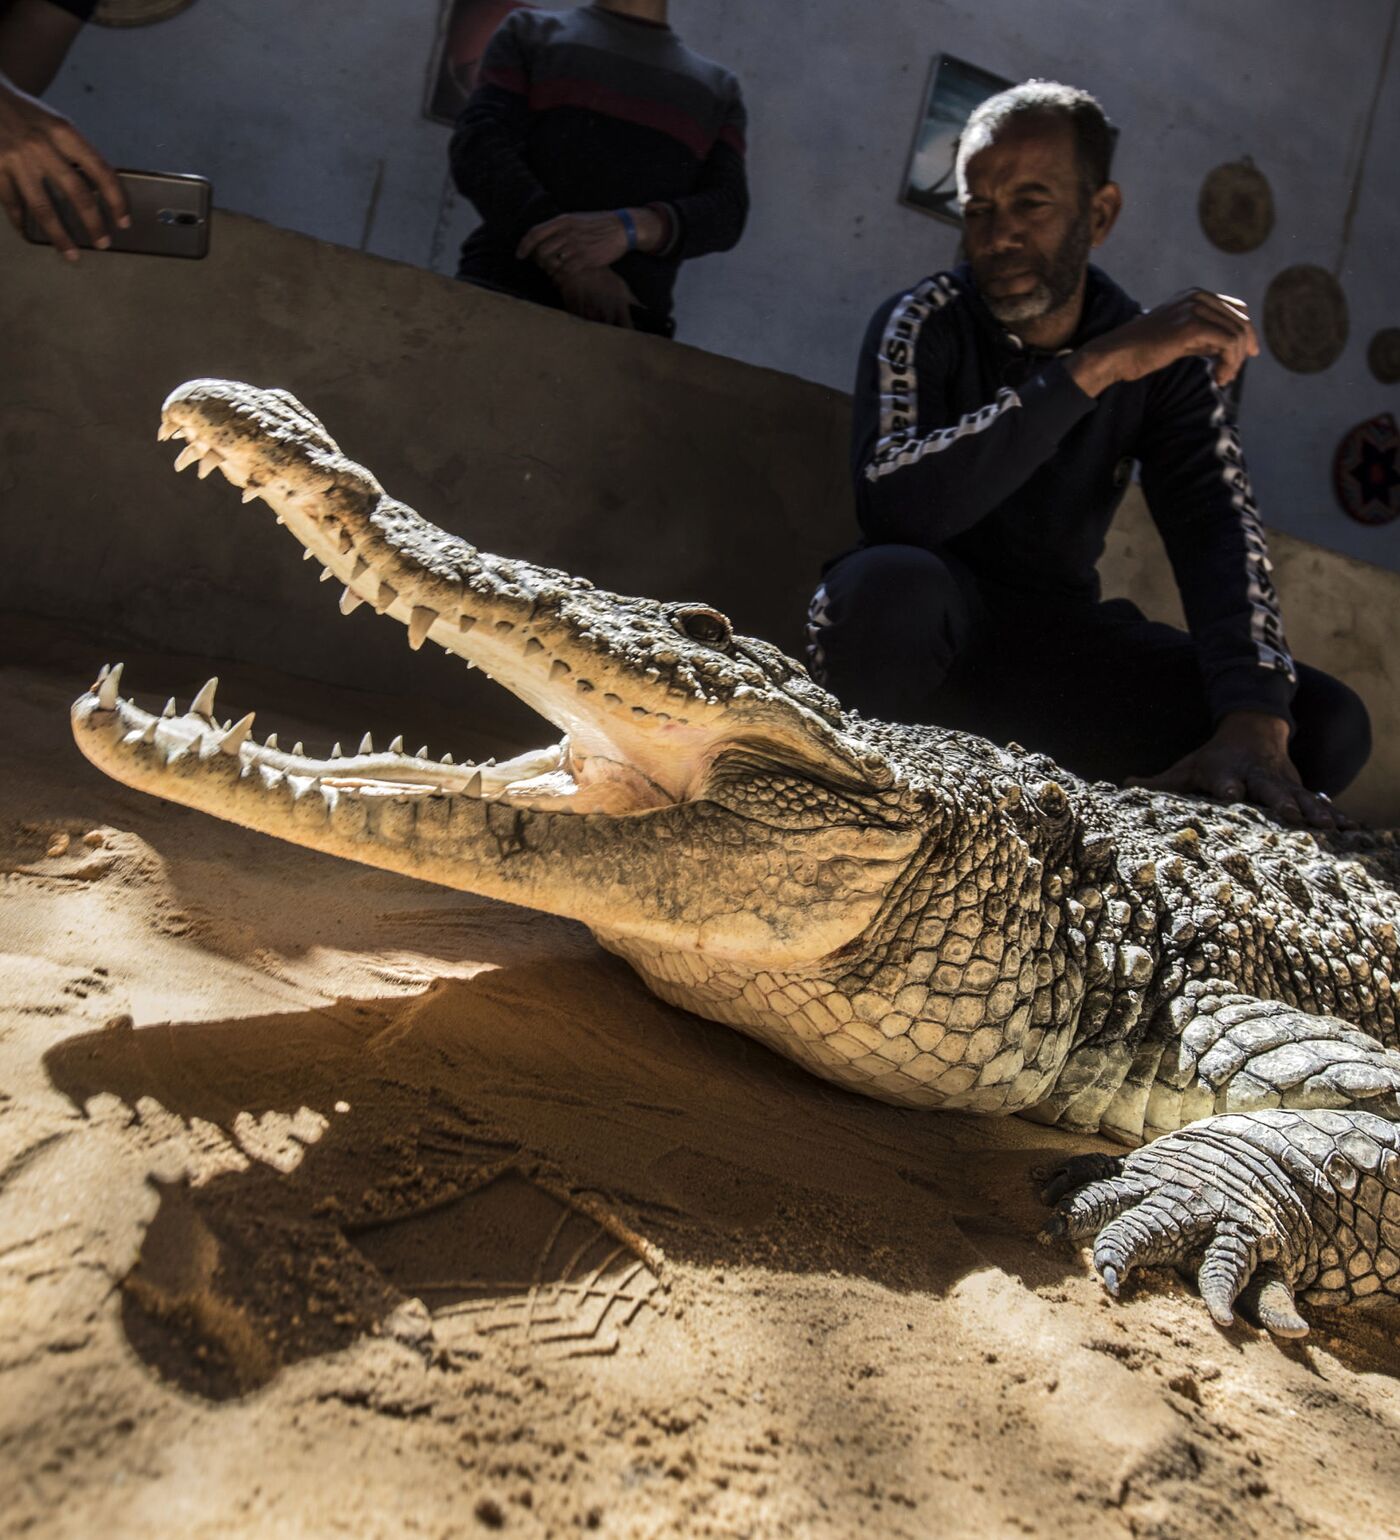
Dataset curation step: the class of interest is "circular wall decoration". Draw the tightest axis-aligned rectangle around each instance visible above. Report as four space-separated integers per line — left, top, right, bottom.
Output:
1333 413 1399 526
1369 328 1400 385
1198 158 1275 253
1262 264 1349 373
93 0 195 25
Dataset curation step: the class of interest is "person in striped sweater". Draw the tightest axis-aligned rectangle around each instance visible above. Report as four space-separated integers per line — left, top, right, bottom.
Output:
449 0 747 338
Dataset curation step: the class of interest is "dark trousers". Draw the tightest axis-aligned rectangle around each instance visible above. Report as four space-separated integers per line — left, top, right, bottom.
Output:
808 545 1372 797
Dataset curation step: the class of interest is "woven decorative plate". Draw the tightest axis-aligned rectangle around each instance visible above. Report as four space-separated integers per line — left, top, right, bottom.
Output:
1263 264 1349 373
1198 159 1275 253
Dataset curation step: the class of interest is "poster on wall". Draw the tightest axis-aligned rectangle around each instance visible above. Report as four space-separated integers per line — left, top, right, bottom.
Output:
425 0 532 125
901 55 1013 223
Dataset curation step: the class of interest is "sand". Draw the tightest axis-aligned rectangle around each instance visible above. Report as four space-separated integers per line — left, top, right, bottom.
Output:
3 625 1400 1539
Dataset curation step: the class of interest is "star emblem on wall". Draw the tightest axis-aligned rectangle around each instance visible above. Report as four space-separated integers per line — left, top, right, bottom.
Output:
1333 413 1400 526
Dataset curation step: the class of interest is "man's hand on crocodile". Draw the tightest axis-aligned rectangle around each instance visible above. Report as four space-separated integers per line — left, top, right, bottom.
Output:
1041 1110 1400 1338
1128 710 1344 830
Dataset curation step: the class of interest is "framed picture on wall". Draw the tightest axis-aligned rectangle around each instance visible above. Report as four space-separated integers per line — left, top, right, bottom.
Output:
424 0 533 125
901 54 1013 223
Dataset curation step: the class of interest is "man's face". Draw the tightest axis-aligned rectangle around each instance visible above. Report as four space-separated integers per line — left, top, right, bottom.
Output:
958 115 1097 327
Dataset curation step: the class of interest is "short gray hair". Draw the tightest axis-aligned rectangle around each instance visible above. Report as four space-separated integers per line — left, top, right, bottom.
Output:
956 80 1115 197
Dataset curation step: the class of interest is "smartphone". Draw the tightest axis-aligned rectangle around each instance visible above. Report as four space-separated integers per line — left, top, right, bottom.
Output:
22 169 211 259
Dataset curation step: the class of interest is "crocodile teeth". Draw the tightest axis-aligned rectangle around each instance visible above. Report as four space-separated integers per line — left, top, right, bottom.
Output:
174 445 201 472
373 582 398 615
339 587 366 616
416 745 429 760
221 713 256 755
464 769 483 797
440 752 454 765
141 720 158 744
196 450 223 479
388 735 404 754
407 606 438 651
265 733 279 749
162 698 177 718
190 677 219 718
293 742 305 756
302 548 315 562
241 487 261 504
318 566 335 582
96 661 123 711
359 733 374 754
157 422 181 442
331 743 343 759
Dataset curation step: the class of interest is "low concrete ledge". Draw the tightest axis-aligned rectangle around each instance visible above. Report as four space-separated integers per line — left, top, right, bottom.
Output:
3 211 1395 822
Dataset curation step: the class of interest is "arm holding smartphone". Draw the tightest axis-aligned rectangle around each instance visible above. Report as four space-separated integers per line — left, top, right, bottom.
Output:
0 0 128 258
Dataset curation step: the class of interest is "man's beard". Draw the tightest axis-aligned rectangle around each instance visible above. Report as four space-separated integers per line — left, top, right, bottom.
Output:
973 210 1093 326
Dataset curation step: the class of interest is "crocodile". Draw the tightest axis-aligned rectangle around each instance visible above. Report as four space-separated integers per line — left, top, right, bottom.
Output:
72 379 1400 1341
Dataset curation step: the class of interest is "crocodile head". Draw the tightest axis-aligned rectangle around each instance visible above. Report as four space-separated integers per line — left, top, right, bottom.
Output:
72 380 925 969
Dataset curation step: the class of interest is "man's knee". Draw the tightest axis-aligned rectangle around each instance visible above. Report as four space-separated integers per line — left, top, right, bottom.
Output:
809 546 973 665
1293 669 1372 797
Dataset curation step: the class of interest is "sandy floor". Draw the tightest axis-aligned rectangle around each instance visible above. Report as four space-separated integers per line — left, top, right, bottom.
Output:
3 628 1400 1539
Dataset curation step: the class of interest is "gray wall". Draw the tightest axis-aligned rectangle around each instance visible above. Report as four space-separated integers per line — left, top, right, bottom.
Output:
4 211 1399 824
43 0 1400 572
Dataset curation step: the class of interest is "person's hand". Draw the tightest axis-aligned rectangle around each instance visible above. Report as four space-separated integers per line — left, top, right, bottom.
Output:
518 207 668 279
0 73 127 258
555 267 640 329
1068 290 1260 397
1127 710 1345 829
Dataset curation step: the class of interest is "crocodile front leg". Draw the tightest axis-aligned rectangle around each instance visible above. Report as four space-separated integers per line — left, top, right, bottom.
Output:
1044 1109 1400 1336
1042 981 1400 1335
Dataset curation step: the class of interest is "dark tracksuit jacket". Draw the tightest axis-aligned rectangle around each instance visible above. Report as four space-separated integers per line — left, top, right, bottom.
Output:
850 264 1297 725
449 4 748 336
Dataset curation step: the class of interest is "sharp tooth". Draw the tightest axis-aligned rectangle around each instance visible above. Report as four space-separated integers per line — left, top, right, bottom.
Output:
97 661 123 710
221 712 256 755
174 445 201 472
359 733 374 754
96 663 111 681
242 487 261 504
388 735 404 753
440 752 454 765
302 548 315 562
197 450 223 479
319 566 335 582
550 659 571 680
141 720 158 744
190 678 219 717
265 732 279 749
373 582 398 615
162 698 177 718
339 587 366 616
293 741 305 756
331 743 343 759
465 769 483 797
157 422 175 442
415 745 429 760
408 606 438 650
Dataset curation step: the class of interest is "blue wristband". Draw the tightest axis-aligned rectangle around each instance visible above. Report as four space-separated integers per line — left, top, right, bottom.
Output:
614 208 638 253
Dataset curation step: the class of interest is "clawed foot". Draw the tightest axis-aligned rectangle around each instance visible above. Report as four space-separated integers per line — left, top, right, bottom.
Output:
1038 1123 1314 1338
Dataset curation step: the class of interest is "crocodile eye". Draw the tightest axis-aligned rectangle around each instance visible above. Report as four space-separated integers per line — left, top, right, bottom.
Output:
670 606 733 649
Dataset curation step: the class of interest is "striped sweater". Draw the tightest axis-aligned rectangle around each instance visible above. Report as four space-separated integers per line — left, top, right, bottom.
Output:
449 4 748 332
847 265 1296 726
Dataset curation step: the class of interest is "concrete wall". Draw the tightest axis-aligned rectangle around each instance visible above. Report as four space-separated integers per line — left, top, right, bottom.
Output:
3 212 1397 824
43 0 1400 573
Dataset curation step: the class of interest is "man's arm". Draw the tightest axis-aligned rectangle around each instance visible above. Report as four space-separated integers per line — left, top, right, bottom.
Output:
661 82 747 260
448 15 561 246
0 0 126 256
853 283 1096 548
